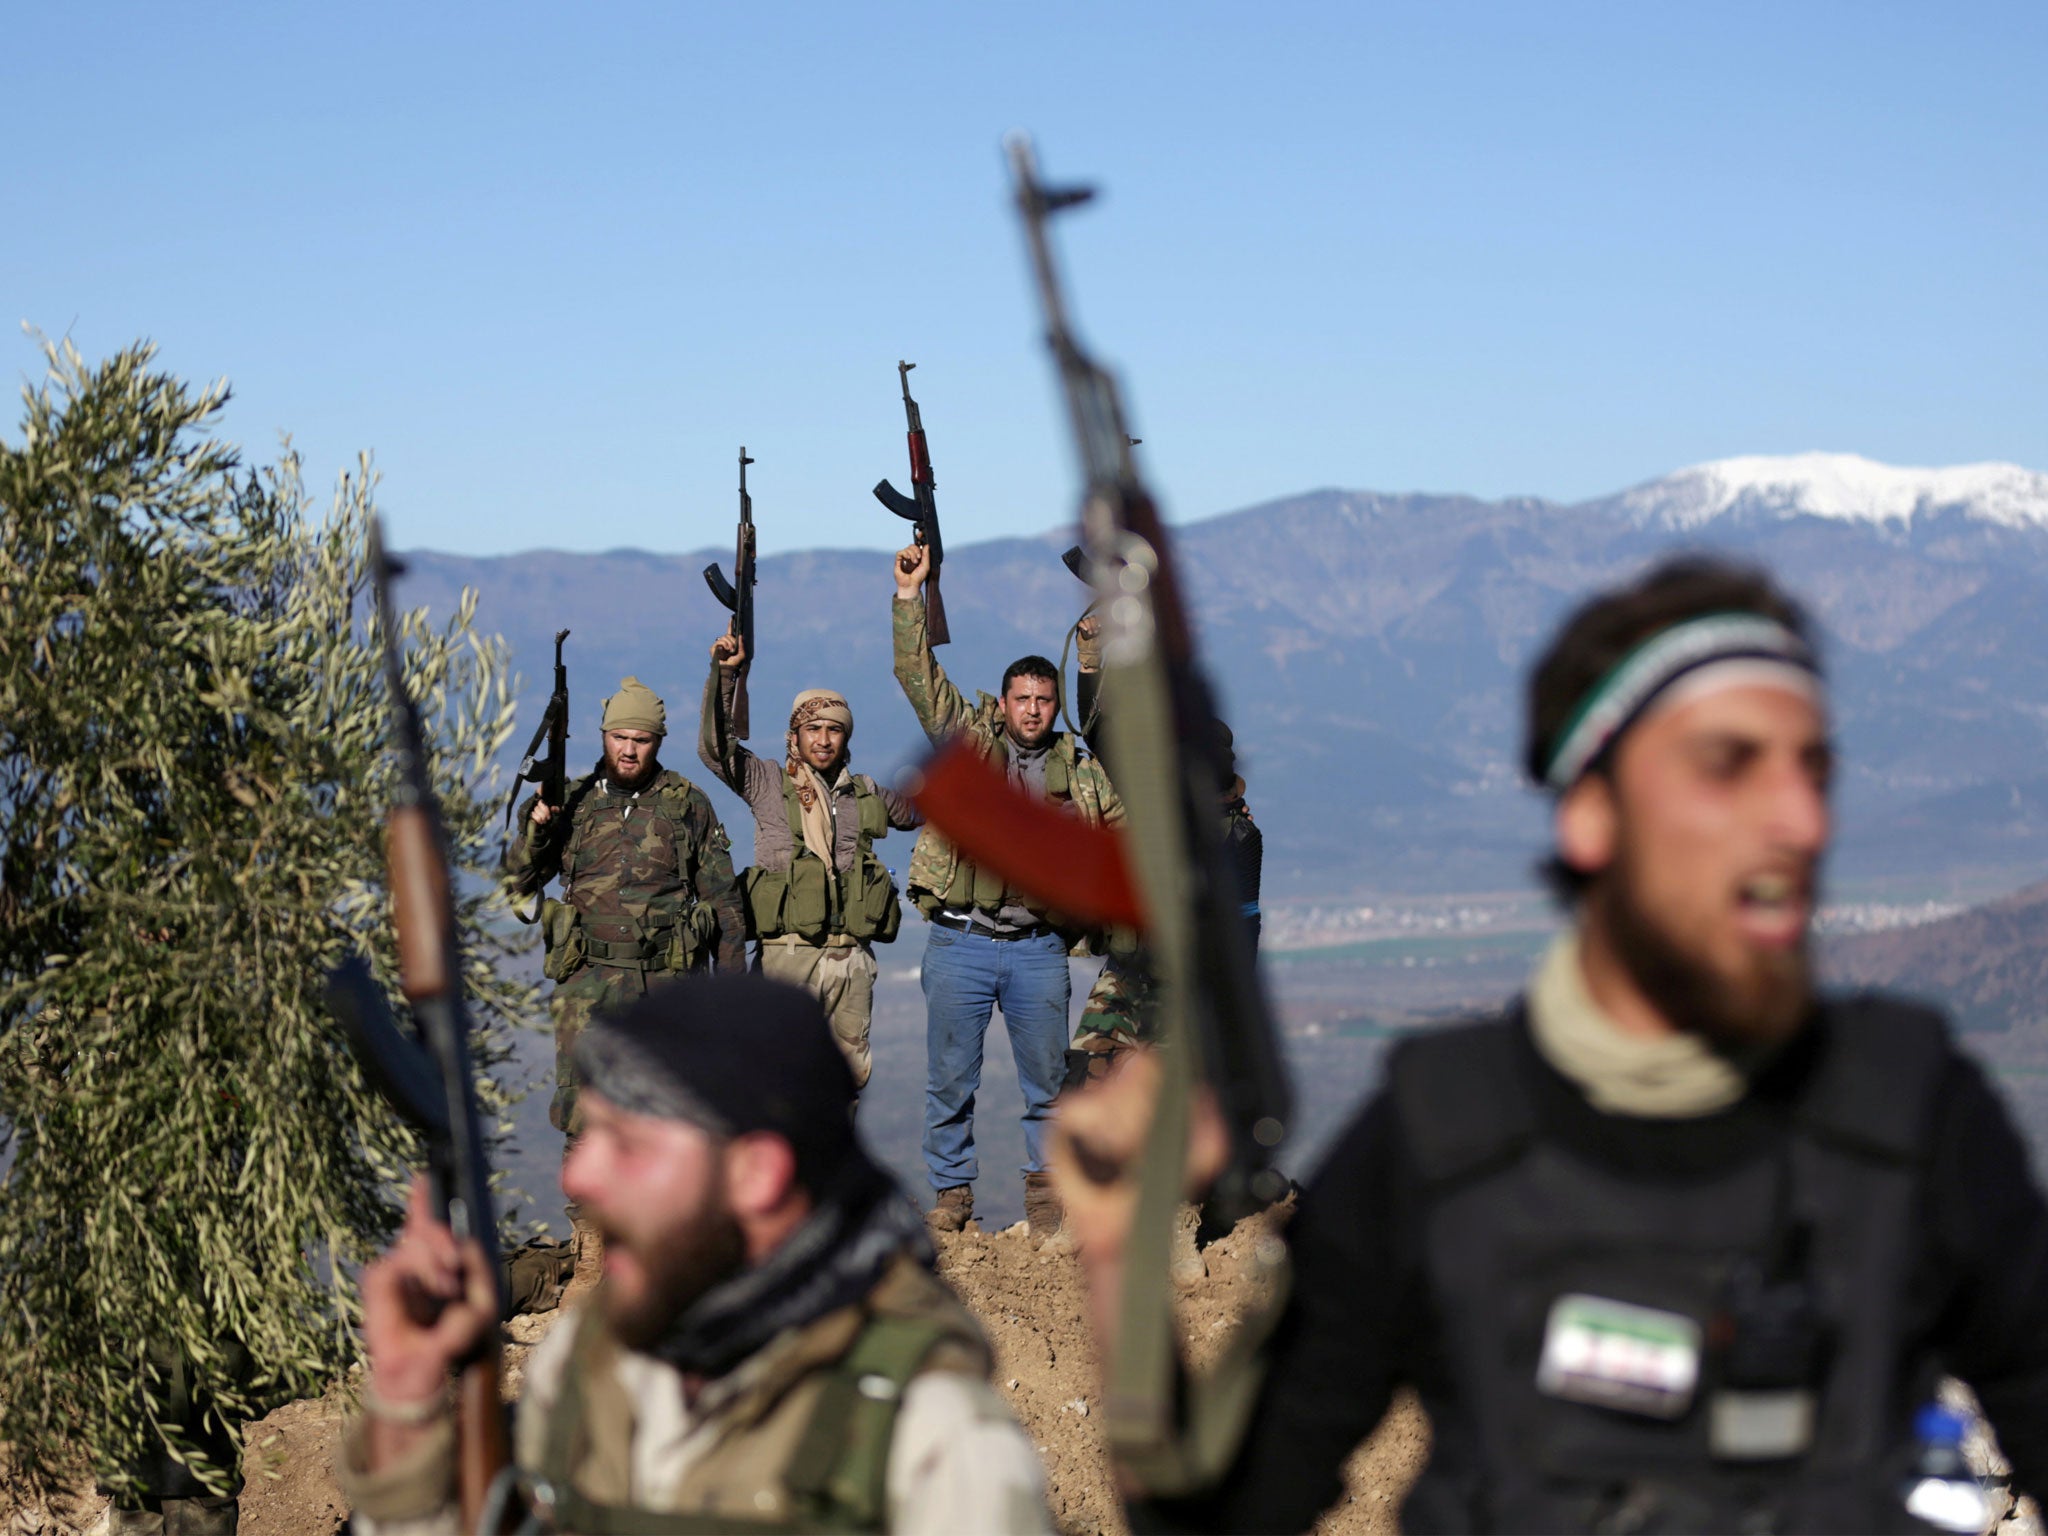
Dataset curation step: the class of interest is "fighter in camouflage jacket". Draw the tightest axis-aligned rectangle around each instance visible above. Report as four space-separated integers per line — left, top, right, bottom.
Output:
505 676 747 1137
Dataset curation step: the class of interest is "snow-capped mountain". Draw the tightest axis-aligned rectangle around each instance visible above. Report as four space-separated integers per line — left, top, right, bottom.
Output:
1608 452 2048 532
398 451 2048 897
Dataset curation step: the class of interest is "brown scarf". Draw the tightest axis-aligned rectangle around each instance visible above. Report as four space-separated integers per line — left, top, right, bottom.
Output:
785 690 854 864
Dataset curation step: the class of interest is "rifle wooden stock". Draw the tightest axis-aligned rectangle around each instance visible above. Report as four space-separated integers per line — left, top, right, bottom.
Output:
459 1351 511 1532
338 519 514 1532
387 807 454 1001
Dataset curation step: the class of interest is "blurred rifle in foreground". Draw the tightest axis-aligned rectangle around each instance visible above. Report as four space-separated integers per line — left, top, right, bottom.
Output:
914 137 1292 1459
873 361 950 645
704 447 758 738
325 521 511 1532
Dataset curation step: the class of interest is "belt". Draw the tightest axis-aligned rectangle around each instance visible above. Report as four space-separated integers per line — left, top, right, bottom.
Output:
582 931 675 969
928 911 1052 942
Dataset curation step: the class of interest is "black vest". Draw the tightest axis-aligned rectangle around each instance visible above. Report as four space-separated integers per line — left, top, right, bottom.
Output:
1387 996 1950 1534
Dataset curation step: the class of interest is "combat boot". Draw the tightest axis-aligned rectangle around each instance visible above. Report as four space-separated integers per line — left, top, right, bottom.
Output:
927 1185 973 1233
1024 1171 1063 1239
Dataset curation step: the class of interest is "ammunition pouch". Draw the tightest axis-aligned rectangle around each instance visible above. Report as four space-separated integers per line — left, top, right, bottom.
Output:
745 856 901 945
744 860 829 943
669 902 718 971
840 851 902 943
843 784 902 943
742 864 789 941
748 774 903 944
540 898 585 982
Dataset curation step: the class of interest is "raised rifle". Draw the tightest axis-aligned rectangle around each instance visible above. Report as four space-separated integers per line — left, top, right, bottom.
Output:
873 361 950 645
502 628 570 840
325 519 512 1532
914 138 1292 1463
703 447 757 738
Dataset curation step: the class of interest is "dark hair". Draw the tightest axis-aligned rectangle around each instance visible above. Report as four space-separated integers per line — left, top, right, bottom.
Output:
1526 556 1817 899
1001 655 1060 696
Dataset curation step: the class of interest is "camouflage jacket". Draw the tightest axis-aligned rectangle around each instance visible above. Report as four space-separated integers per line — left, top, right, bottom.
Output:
505 767 747 974
890 596 1122 920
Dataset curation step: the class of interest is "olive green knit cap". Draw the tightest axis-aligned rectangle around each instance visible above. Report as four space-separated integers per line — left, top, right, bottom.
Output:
601 676 666 736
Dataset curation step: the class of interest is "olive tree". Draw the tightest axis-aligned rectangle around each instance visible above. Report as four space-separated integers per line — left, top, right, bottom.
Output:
0 337 535 1498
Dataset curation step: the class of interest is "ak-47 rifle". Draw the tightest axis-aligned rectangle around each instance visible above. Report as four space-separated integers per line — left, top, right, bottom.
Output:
704 447 758 738
502 628 570 841
325 519 512 1533
873 362 950 645
914 138 1292 1463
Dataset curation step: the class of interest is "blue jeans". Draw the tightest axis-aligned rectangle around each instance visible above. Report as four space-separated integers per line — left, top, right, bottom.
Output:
921 925 1071 1190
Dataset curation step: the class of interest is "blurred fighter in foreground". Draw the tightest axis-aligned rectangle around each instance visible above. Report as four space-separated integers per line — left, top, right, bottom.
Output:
1058 556 2048 1533
342 975 1049 1533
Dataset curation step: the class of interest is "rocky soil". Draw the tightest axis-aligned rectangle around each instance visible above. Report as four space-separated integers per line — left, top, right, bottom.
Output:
24 1212 2034 1536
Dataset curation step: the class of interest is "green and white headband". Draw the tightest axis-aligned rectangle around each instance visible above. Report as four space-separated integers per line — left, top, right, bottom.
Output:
1542 612 1820 793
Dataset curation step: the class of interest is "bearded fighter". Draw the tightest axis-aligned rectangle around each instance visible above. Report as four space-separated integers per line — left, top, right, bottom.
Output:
1056 556 2048 1534
341 975 1050 1533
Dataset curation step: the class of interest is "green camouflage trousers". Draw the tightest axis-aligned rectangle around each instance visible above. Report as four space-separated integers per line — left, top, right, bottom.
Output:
1075 952 1159 1047
548 963 658 1135
755 939 879 1089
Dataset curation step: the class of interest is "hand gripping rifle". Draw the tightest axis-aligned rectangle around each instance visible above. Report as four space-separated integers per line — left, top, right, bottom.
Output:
703 447 758 738
325 520 513 1533
873 362 950 645
916 137 1292 1465
502 628 569 838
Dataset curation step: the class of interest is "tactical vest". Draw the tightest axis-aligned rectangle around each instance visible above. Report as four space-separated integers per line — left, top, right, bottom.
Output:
1387 998 1948 1535
524 1261 989 1533
540 776 718 982
743 774 902 946
916 741 1077 919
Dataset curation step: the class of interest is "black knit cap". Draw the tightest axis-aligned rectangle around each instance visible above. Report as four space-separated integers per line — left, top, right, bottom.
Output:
571 973 860 1186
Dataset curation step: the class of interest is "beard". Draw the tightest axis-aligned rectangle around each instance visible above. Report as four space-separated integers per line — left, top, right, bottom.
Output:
599 1196 747 1350
599 748 660 794
1595 841 1816 1049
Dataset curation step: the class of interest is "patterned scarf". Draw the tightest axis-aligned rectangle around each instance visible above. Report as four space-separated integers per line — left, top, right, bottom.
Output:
649 1156 933 1380
785 691 853 864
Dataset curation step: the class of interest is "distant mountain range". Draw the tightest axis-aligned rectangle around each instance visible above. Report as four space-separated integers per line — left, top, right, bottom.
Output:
1829 881 2048 1033
393 451 2048 899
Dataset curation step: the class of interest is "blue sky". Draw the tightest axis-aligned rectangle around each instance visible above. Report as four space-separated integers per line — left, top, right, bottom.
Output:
8 2 2044 555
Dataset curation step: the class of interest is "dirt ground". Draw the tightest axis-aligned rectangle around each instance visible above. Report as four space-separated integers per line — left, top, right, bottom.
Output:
13 1223 2038 1536
0 1210 1425 1535
930 1207 1427 1536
